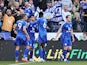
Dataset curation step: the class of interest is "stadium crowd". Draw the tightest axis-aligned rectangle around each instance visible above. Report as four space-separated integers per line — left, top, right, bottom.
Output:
0 0 87 39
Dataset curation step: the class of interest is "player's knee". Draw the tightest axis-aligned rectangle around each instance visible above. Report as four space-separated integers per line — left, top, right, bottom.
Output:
68 47 72 51
26 46 31 49
63 46 68 50
16 46 20 50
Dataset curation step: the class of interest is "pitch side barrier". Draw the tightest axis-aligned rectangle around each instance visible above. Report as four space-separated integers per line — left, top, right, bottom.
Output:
0 40 87 61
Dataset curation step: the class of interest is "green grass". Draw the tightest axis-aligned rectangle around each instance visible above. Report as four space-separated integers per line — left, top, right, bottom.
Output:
0 61 87 65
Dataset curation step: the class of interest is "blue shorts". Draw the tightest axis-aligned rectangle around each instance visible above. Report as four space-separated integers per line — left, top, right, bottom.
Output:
14 37 29 46
61 38 72 46
38 35 47 44
29 39 35 48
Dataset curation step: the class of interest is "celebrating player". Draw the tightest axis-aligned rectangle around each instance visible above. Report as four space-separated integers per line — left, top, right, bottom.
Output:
13 14 30 63
27 14 36 62
37 12 47 62
53 15 75 62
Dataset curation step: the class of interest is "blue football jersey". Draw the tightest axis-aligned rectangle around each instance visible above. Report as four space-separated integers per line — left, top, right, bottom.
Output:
36 18 47 43
61 22 72 40
16 20 27 39
37 18 47 36
24 8 33 18
27 22 37 39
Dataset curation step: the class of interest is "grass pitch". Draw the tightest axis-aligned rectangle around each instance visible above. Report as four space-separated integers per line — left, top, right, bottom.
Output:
0 61 87 65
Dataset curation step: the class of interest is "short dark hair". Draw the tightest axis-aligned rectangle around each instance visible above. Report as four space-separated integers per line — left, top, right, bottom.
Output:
39 12 43 18
21 14 26 19
29 14 34 18
66 15 70 18
5 8 12 13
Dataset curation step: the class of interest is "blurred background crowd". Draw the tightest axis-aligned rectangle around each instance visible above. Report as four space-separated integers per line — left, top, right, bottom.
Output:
0 0 87 39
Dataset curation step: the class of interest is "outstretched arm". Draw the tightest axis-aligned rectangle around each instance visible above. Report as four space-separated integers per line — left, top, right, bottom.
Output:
52 26 62 41
71 29 75 42
55 27 62 39
13 24 17 34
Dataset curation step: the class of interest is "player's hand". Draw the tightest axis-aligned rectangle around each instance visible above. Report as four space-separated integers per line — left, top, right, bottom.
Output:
72 38 75 43
27 35 30 41
51 38 56 41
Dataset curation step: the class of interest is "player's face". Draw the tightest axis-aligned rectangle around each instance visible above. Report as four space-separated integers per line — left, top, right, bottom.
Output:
30 16 35 21
67 16 72 22
24 15 28 21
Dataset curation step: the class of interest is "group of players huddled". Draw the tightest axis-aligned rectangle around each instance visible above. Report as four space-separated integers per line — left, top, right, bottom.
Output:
13 12 47 63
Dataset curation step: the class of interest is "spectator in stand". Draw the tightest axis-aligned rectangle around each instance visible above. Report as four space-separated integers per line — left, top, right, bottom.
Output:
82 32 87 41
62 5 71 22
23 2 33 18
80 0 87 10
82 7 87 32
4 0 9 7
28 0 35 13
12 2 22 22
72 12 83 32
80 0 87 19
71 6 77 20
37 0 47 11
51 0 62 22
80 0 85 11
44 1 53 19
72 0 80 12
47 0 62 32
80 0 86 16
0 1 4 11
80 0 87 26
33 0 38 7
7 0 14 11
15 0 29 5
13 2 20 13
15 0 23 5
0 8 15 40
62 0 72 11
81 0 87 32
51 0 58 6
46 1 52 12
34 6 41 19
44 1 53 32
71 6 76 19
80 0 87 14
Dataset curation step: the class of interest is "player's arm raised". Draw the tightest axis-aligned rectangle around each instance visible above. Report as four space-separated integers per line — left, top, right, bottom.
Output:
23 26 30 41
71 29 75 42
52 26 62 41
13 24 17 34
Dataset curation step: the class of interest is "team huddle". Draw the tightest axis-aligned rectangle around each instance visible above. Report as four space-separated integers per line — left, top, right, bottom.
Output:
13 12 75 63
13 12 47 63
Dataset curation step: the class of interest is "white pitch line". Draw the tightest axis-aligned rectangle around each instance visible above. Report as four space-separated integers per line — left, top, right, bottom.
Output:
9 62 34 65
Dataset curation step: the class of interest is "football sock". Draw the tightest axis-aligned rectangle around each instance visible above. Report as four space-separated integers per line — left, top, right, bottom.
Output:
30 51 33 59
15 50 19 60
63 50 67 59
23 48 29 58
39 48 43 59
